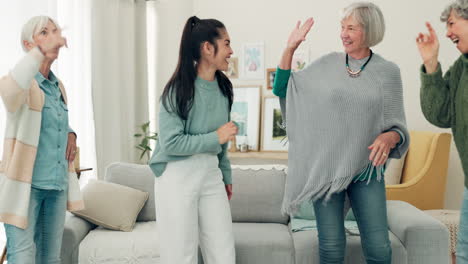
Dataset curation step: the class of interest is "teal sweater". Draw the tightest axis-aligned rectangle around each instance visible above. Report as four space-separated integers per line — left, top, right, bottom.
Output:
420 54 468 188
149 77 232 184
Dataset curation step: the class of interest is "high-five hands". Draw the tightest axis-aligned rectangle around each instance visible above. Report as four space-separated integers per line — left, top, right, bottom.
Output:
416 22 440 74
286 18 315 52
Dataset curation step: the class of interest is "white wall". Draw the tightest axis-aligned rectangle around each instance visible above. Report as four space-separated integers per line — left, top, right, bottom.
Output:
191 0 464 209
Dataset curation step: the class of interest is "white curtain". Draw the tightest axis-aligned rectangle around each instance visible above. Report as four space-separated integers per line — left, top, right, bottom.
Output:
54 0 97 185
92 0 149 178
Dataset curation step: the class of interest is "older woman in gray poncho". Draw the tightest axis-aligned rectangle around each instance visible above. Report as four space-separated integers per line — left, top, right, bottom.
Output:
273 2 409 263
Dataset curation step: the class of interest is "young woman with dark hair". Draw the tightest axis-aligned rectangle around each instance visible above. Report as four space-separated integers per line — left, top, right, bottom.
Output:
149 16 237 264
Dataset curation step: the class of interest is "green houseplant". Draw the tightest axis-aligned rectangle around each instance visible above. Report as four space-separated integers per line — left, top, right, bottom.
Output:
134 121 158 161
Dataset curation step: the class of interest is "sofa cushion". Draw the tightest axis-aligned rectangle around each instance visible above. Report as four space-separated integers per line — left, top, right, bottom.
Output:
230 168 289 224
105 162 156 221
79 221 160 264
73 179 149 232
232 223 294 264
292 229 407 264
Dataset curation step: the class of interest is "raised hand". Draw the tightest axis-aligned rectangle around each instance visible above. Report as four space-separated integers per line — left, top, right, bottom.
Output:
416 22 440 73
279 18 315 70
287 18 315 51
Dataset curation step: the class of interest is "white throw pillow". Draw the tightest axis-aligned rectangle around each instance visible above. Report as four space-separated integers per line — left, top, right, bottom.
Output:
384 151 408 185
73 180 149 232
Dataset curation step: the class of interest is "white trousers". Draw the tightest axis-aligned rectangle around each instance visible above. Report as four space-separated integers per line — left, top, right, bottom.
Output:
154 154 236 264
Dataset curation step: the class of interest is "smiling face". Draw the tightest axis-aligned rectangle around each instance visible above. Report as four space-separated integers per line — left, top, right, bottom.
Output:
445 10 468 54
340 16 368 56
212 29 233 71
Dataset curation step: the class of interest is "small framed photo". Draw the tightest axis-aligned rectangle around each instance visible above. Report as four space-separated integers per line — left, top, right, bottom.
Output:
261 96 288 152
225 57 239 79
266 68 276 90
231 86 262 150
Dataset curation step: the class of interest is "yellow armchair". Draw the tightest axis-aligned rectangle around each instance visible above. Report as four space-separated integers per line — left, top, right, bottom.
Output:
386 131 452 210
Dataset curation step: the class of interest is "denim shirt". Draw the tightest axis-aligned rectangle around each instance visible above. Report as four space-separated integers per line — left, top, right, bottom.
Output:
31 71 71 190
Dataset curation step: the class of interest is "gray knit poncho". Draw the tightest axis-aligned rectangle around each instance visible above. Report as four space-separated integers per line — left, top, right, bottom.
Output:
280 52 409 216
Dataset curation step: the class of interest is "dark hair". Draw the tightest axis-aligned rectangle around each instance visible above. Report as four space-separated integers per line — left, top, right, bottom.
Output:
161 16 233 120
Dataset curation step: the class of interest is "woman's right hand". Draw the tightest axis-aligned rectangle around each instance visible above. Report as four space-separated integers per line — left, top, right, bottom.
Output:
216 121 238 144
416 22 440 74
279 18 314 70
286 18 315 52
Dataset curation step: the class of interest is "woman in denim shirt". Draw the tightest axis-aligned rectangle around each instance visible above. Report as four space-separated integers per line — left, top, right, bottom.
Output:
0 16 82 263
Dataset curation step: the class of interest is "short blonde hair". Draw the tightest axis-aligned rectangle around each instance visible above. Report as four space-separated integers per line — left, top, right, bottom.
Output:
21 16 61 52
341 2 385 47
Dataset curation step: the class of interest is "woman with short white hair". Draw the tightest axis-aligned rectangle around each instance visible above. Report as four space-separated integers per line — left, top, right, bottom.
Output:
274 2 409 263
416 0 468 262
0 16 83 263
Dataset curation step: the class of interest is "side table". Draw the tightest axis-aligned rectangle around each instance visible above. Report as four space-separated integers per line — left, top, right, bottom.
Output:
76 167 92 179
424 209 460 264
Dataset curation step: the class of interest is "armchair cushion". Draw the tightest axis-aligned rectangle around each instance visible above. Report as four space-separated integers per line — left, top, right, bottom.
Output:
386 131 451 210
384 151 408 185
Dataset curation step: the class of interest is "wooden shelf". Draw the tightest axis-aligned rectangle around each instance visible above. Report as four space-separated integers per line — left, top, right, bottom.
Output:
228 151 288 160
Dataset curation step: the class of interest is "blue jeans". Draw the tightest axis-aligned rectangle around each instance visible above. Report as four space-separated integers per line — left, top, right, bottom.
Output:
4 187 67 264
457 187 468 263
313 177 391 264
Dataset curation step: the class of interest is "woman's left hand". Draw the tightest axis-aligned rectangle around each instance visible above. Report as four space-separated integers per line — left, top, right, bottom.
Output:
368 131 400 166
225 184 233 200
66 133 77 162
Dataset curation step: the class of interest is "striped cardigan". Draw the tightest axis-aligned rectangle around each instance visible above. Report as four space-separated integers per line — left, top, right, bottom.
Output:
0 47 84 229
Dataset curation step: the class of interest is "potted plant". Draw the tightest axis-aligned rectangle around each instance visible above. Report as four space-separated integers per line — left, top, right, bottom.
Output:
134 121 158 162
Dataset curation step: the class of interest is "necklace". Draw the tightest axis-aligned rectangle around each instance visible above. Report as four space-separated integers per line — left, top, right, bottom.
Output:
346 50 373 78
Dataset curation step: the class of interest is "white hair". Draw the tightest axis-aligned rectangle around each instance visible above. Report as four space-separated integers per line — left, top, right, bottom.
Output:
21 16 61 52
441 0 468 22
341 2 385 47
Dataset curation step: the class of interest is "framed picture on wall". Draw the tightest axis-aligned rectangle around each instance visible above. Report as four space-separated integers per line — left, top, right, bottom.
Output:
225 57 239 79
261 96 288 152
266 68 276 90
231 86 261 150
241 42 265 79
